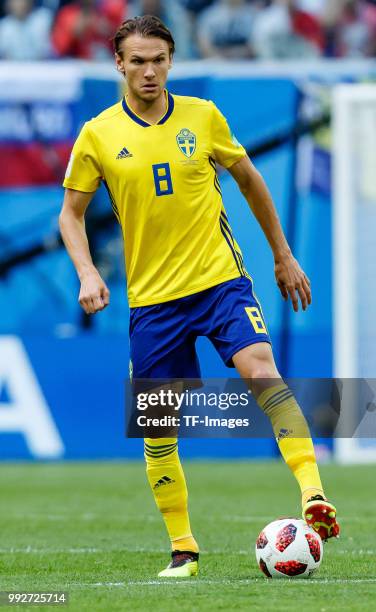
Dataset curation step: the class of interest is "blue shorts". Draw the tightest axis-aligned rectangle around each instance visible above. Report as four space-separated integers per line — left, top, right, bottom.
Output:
129 276 271 379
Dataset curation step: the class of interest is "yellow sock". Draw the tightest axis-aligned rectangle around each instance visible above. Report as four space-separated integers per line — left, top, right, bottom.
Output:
257 383 324 507
144 438 199 553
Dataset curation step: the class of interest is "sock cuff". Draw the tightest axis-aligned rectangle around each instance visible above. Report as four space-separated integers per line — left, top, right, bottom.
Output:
144 438 178 458
257 383 292 412
144 437 177 446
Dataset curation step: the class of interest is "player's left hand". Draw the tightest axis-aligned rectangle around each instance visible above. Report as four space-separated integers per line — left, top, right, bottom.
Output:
274 254 311 312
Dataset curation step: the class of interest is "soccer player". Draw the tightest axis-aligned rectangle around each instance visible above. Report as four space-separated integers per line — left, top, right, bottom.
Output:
59 15 340 578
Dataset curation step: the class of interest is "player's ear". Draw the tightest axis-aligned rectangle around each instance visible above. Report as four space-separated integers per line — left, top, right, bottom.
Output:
115 52 125 76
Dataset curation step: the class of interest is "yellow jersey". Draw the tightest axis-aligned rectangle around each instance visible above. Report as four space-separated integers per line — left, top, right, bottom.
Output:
63 91 248 307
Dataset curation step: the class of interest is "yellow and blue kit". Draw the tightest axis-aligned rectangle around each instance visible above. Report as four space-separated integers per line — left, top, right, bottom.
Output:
63 91 270 376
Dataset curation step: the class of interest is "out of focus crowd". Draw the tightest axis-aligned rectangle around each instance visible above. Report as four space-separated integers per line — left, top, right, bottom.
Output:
0 0 375 61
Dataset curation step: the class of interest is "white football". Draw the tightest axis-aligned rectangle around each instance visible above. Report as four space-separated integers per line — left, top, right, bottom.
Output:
255 518 323 579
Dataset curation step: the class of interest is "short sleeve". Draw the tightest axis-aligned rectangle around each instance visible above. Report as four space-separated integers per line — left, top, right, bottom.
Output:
210 102 247 168
63 122 102 192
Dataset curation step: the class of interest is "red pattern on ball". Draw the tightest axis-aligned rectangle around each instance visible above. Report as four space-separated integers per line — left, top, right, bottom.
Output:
259 558 272 578
305 533 321 562
275 523 297 552
256 532 268 549
275 561 308 576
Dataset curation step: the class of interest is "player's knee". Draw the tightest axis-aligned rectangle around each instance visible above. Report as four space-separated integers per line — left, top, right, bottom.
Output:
247 359 280 396
250 363 278 380
234 344 279 382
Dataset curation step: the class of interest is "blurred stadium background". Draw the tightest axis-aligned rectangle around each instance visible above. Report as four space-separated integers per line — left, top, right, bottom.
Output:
1 0 376 464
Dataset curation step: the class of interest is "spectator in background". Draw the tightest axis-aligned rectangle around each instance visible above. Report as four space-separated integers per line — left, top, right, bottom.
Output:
290 0 324 50
182 0 216 57
51 0 126 59
128 0 192 58
182 0 215 14
364 0 376 54
0 0 77 18
252 0 323 58
331 0 376 56
294 0 326 16
197 0 255 59
0 0 52 59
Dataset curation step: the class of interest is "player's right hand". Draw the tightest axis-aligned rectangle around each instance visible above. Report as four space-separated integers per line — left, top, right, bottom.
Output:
78 271 110 314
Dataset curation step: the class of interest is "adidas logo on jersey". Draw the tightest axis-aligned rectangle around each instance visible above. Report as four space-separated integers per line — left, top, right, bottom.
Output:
153 475 175 489
116 147 133 159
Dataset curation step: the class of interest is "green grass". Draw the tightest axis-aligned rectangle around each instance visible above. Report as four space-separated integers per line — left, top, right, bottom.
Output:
0 462 374 611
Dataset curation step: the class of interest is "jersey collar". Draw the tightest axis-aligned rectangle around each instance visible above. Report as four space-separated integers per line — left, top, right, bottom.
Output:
122 90 174 128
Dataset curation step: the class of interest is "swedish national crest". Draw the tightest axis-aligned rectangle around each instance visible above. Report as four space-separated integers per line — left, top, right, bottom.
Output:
176 128 196 158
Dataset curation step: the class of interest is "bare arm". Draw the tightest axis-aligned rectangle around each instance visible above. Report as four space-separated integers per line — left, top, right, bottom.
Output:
59 188 110 314
228 156 311 312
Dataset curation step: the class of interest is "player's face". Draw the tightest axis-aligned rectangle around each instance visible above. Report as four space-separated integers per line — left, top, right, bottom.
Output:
116 35 172 103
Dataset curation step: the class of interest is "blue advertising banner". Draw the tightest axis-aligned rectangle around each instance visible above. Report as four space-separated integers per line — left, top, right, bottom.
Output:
0 336 277 460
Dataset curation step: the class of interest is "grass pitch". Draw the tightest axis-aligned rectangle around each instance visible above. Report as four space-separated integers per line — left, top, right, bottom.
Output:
0 461 374 611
